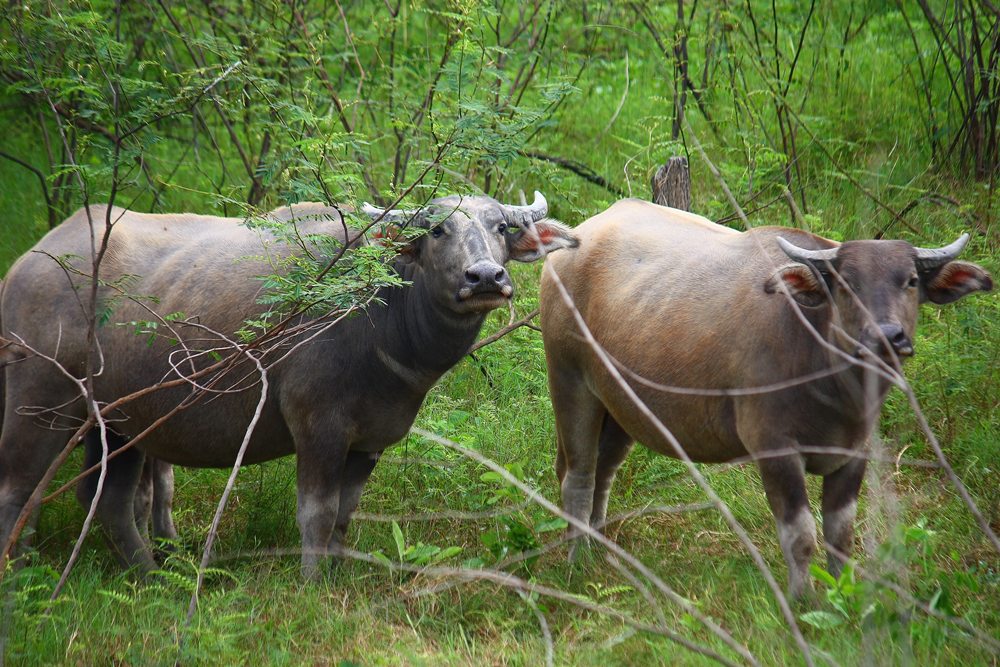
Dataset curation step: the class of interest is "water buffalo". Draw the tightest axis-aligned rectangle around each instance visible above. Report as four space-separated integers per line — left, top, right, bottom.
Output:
0 192 577 578
539 199 992 598
76 202 373 552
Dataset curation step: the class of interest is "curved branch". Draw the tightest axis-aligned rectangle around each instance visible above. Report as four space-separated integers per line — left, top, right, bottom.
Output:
519 150 626 197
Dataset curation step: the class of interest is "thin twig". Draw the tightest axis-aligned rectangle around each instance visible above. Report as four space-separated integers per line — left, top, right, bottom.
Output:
468 309 540 353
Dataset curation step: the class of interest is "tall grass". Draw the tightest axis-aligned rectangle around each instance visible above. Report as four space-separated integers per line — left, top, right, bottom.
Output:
0 1 997 664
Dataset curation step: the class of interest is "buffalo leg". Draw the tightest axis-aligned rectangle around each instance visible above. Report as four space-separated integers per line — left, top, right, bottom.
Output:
0 395 80 561
333 450 381 545
148 458 178 543
821 456 866 579
550 369 607 558
295 434 350 580
132 449 154 545
77 430 157 572
757 453 816 599
96 436 177 549
590 414 633 531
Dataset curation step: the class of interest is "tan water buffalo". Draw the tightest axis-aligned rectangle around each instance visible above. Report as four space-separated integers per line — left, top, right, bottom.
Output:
539 199 992 598
0 193 577 578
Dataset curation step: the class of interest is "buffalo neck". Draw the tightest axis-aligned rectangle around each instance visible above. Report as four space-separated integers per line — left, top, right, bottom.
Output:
369 263 487 390
803 338 893 429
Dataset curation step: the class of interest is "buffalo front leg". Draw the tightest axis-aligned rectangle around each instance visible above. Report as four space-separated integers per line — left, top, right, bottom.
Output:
757 453 816 600
821 456 866 579
295 445 349 580
333 450 381 545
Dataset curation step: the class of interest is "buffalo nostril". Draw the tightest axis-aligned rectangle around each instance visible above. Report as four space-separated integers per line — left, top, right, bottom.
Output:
879 324 913 356
464 261 506 289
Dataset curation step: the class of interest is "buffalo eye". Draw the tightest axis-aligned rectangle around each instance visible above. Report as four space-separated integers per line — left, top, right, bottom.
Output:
430 226 444 239
906 274 919 289
497 222 507 234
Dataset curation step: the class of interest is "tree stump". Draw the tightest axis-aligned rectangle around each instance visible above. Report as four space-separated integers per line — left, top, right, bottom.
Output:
651 156 691 212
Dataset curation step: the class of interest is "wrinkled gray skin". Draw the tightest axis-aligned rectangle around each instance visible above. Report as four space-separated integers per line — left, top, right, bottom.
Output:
77 202 365 552
0 194 577 578
540 199 992 599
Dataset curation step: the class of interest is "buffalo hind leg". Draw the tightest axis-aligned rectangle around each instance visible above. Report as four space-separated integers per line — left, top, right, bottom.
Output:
77 430 157 572
550 369 607 560
589 414 633 532
88 435 177 551
0 404 80 562
757 453 816 600
148 458 178 544
132 452 153 545
821 456 866 579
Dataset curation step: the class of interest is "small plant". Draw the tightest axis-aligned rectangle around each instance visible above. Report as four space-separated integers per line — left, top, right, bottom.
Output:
799 561 877 630
800 519 983 653
371 521 463 573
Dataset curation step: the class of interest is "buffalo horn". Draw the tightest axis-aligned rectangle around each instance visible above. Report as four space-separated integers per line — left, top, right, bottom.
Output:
501 190 548 224
361 202 420 223
776 236 840 267
913 233 969 271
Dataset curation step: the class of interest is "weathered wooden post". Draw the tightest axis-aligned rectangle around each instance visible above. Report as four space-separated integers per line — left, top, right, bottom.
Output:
651 156 691 211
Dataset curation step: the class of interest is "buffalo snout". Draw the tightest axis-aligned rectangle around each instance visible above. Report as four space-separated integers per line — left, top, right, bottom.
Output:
860 323 913 359
459 261 513 300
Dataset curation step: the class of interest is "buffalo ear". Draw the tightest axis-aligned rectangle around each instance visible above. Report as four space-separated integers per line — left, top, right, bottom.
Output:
922 261 993 304
371 225 420 264
765 263 827 308
507 219 579 263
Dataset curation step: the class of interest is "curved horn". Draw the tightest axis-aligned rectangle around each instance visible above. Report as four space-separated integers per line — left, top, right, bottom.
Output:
502 190 548 224
361 202 420 222
776 236 840 268
914 233 969 271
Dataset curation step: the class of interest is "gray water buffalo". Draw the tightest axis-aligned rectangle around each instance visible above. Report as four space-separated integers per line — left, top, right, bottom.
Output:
0 193 577 578
539 199 992 598
76 202 374 552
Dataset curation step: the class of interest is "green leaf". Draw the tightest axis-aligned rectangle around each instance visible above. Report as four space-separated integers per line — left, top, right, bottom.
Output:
809 563 838 589
535 517 568 533
479 471 505 485
406 544 441 565
799 610 846 630
391 521 405 561
432 546 463 564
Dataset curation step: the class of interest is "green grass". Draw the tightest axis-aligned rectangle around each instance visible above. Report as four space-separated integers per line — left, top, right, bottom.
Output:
2 2 999 664
3 274 997 665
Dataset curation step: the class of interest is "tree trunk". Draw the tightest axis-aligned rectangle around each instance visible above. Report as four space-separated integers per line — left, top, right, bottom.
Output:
651 156 691 211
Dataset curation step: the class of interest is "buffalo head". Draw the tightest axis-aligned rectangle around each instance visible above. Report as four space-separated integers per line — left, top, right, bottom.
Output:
363 191 579 314
768 234 993 362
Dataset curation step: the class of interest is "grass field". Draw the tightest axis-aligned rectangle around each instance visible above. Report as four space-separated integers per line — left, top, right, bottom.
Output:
1 2 998 665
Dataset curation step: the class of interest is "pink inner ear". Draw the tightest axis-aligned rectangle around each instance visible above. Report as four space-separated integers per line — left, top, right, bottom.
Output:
943 267 974 285
372 225 402 242
783 270 811 291
538 228 554 245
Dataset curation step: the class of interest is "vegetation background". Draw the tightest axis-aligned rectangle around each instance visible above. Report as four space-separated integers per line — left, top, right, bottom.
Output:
0 0 997 664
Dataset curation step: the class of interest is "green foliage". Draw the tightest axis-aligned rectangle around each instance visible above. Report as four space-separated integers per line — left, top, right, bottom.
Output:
371 520 463 572
801 520 990 656
0 0 998 664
